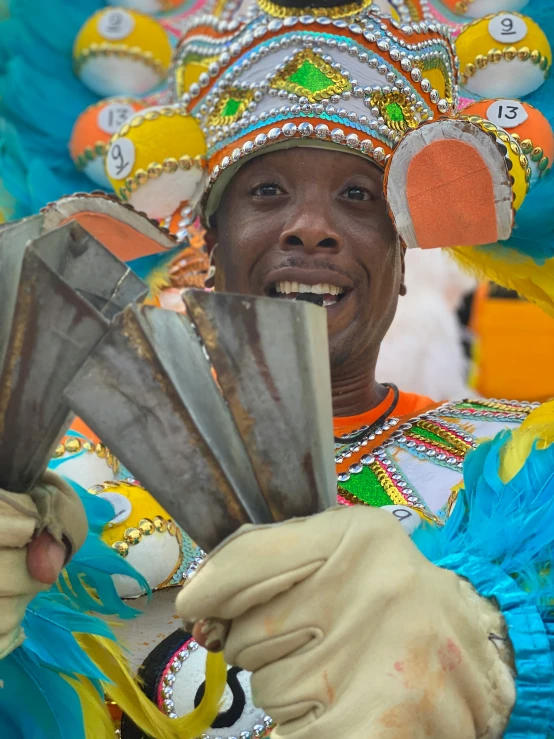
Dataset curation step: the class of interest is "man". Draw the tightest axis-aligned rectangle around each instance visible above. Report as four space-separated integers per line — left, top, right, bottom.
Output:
2 2 554 738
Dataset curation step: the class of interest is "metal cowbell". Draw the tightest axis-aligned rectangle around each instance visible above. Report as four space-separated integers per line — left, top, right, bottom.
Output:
0 219 146 492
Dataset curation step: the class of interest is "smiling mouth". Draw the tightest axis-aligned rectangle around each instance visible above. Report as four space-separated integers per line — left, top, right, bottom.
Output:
267 281 347 308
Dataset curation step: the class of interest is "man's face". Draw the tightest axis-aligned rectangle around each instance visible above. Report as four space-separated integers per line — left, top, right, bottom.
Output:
209 147 403 370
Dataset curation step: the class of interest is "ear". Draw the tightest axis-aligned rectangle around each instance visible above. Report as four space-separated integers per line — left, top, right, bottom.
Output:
399 239 407 297
204 224 218 256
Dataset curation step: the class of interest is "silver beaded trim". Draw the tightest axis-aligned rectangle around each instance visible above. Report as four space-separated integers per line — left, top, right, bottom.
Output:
334 397 538 482
208 121 389 186
160 637 274 738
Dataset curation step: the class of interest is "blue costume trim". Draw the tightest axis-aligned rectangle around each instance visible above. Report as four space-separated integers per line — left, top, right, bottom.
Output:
414 430 554 737
437 554 554 739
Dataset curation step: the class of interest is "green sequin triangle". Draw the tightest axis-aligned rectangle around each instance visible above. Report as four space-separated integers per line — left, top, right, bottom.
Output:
386 102 404 123
221 98 242 118
288 60 334 94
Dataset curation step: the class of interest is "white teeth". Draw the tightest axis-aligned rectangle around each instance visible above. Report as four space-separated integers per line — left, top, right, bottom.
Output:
275 281 344 295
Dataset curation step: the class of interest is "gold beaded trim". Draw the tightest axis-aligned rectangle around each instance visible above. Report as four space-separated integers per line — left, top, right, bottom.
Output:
510 132 550 176
463 114 532 189
74 43 167 77
53 437 119 474
112 516 178 558
75 141 108 170
257 0 373 19
453 0 474 14
114 105 188 135
460 46 550 87
116 154 207 202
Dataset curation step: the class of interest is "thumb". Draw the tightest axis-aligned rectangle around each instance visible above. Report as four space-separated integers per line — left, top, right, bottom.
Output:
27 531 67 585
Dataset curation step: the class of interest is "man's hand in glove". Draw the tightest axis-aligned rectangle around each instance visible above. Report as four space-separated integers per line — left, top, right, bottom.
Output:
0 471 87 658
176 506 516 739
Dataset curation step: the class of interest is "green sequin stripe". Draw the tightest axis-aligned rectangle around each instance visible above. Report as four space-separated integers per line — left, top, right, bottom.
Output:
288 59 335 93
407 425 464 452
339 464 393 507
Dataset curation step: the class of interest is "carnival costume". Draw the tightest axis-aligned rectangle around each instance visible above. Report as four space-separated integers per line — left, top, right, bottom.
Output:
1 0 554 737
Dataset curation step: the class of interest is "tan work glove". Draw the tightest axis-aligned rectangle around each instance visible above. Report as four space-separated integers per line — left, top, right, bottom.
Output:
176 506 516 739
0 470 88 658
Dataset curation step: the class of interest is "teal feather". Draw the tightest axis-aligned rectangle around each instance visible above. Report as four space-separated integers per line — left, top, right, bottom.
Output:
413 429 554 735
0 477 149 738
0 648 87 739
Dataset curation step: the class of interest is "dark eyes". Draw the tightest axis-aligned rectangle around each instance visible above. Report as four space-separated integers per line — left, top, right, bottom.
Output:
342 186 372 201
250 184 375 201
251 183 283 196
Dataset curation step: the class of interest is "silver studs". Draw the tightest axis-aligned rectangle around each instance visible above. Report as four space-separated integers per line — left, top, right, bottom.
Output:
242 140 254 154
337 472 350 482
189 83 200 97
349 463 363 474
346 133 360 148
361 454 375 465
315 123 329 139
421 78 431 92
331 128 345 143
282 122 297 137
377 40 390 51
429 89 440 103
411 68 422 82
298 121 313 137
231 148 241 162
437 98 449 113
374 147 386 162
254 133 267 147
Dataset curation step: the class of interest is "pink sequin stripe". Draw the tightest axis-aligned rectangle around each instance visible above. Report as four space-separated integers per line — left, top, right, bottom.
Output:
337 494 354 506
157 636 195 708
458 96 477 111
424 3 464 38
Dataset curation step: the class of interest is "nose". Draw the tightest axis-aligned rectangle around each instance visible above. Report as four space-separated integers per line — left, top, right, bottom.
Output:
279 205 341 253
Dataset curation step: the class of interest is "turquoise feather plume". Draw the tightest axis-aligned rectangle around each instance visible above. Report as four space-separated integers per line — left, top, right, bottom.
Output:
413 422 554 736
0 478 149 739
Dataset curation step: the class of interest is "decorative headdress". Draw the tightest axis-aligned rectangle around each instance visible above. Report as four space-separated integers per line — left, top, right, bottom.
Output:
105 0 549 317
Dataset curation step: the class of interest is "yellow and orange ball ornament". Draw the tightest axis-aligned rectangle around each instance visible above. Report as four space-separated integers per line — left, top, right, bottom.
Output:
456 12 551 97
73 7 172 96
106 0 188 13
105 105 207 220
463 99 553 182
69 97 144 188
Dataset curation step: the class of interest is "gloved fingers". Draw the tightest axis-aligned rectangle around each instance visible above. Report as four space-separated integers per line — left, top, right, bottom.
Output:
0 549 40 597
175 506 388 623
31 471 88 558
176 518 331 622
0 494 39 547
0 594 35 659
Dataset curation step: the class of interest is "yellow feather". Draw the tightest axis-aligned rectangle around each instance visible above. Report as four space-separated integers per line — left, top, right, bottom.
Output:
450 245 554 320
499 400 554 483
76 634 227 739
62 674 116 739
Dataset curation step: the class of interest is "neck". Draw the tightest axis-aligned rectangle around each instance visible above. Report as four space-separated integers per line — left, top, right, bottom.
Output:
331 363 388 418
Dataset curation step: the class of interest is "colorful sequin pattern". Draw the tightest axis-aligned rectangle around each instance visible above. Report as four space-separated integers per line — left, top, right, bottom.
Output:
335 398 538 521
172 3 458 196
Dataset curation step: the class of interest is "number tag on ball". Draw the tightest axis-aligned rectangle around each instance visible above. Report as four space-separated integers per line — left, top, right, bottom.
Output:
488 14 528 44
98 103 137 134
381 505 422 535
486 99 528 129
107 137 136 180
97 492 132 525
98 9 135 41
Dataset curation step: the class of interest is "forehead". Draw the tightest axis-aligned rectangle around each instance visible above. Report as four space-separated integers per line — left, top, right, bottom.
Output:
233 146 384 183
